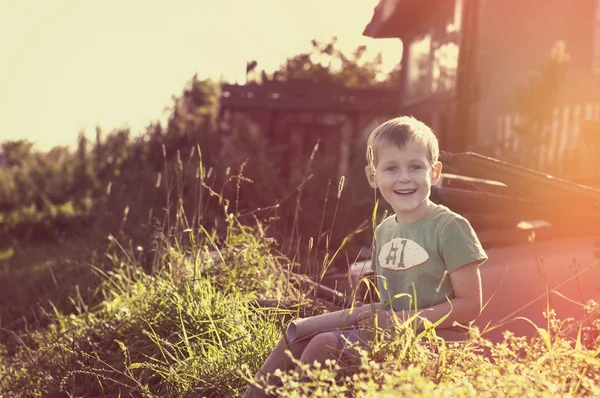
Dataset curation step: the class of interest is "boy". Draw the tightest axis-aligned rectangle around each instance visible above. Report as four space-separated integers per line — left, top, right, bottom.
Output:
356 116 487 334
242 116 487 397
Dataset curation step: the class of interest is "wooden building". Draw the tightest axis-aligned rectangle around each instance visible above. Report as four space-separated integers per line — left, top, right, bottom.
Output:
364 0 600 183
218 81 400 178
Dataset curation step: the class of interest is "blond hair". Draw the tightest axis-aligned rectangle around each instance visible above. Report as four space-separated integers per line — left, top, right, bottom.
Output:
366 116 439 168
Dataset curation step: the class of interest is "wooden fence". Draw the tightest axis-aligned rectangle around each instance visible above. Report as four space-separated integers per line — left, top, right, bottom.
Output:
220 82 401 113
495 104 600 186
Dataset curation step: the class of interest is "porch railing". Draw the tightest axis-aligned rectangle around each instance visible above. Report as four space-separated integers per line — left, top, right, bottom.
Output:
495 103 600 186
220 82 401 114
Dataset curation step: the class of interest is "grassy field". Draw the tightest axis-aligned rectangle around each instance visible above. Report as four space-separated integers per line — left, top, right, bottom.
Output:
1 138 599 397
1 207 599 397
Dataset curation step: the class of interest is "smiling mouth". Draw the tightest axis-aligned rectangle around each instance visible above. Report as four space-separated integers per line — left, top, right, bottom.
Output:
394 189 417 195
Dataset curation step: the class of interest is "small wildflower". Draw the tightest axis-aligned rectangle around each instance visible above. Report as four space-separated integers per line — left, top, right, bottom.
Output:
584 299 598 314
435 270 448 293
310 142 320 161
367 146 375 175
337 176 345 199
177 150 183 171
368 360 380 370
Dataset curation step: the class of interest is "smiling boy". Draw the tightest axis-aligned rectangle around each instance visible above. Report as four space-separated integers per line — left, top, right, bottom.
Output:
359 116 488 334
242 116 487 397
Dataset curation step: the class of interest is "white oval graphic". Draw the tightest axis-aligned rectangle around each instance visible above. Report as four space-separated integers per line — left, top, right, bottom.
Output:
378 238 429 271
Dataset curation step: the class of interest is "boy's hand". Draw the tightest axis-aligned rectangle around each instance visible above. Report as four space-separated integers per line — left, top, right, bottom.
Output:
356 308 394 330
348 301 371 325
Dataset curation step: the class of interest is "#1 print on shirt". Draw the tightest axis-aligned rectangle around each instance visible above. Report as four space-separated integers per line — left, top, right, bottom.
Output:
378 237 429 271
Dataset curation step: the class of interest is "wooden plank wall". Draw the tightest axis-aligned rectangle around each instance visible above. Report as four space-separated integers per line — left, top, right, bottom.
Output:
495 104 600 186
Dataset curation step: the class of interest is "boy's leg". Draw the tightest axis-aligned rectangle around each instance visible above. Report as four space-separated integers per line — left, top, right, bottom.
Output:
435 328 468 342
299 331 343 365
242 334 310 398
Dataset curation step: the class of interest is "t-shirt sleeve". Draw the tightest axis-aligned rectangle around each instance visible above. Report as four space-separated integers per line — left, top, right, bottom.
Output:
440 216 488 273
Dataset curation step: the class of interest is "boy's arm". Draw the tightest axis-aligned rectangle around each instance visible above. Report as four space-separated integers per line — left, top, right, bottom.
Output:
402 261 482 330
358 261 482 330
407 215 485 330
359 215 485 330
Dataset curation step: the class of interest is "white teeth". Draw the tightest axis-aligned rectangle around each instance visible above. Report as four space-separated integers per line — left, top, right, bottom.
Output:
395 189 416 194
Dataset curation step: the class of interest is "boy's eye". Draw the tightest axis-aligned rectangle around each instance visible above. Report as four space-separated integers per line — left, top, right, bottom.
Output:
386 166 397 172
409 165 423 171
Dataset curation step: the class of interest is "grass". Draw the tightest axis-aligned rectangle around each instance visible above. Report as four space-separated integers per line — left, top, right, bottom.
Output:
0 236 102 332
240 312 600 397
0 220 300 397
1 148 599 397
2 223 598 397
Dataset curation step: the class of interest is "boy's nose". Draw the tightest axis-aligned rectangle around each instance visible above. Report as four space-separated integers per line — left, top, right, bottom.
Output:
397 170 411 182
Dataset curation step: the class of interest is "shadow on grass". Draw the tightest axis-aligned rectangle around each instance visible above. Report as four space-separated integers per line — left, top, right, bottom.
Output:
0 235 103 333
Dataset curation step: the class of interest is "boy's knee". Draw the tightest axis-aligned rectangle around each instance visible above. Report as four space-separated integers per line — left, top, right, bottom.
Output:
310 332 340 349
301 332 341 363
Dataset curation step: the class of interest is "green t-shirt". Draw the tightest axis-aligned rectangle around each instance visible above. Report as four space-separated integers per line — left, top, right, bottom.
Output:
371 205 487 312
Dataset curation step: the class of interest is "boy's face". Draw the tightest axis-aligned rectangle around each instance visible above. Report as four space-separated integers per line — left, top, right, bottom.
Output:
365 139 442 222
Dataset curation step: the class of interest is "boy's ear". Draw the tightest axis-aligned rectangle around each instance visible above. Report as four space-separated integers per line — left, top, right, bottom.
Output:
431 161 443 185
365 165 377 188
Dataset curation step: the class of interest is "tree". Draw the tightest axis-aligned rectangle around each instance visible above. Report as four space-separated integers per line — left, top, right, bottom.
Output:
513 40 570 167
0 140 35 167
152 75 221 165
262 37 399 89
515 40 569 136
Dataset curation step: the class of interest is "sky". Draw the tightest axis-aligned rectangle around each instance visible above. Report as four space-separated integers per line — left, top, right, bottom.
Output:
0 0 403 151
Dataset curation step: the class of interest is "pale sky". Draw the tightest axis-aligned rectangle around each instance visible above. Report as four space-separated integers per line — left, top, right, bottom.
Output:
0 0 402 151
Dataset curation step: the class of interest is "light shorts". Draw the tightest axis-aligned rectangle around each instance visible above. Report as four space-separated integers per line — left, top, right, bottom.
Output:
330 328 369 350
331 326 468 350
